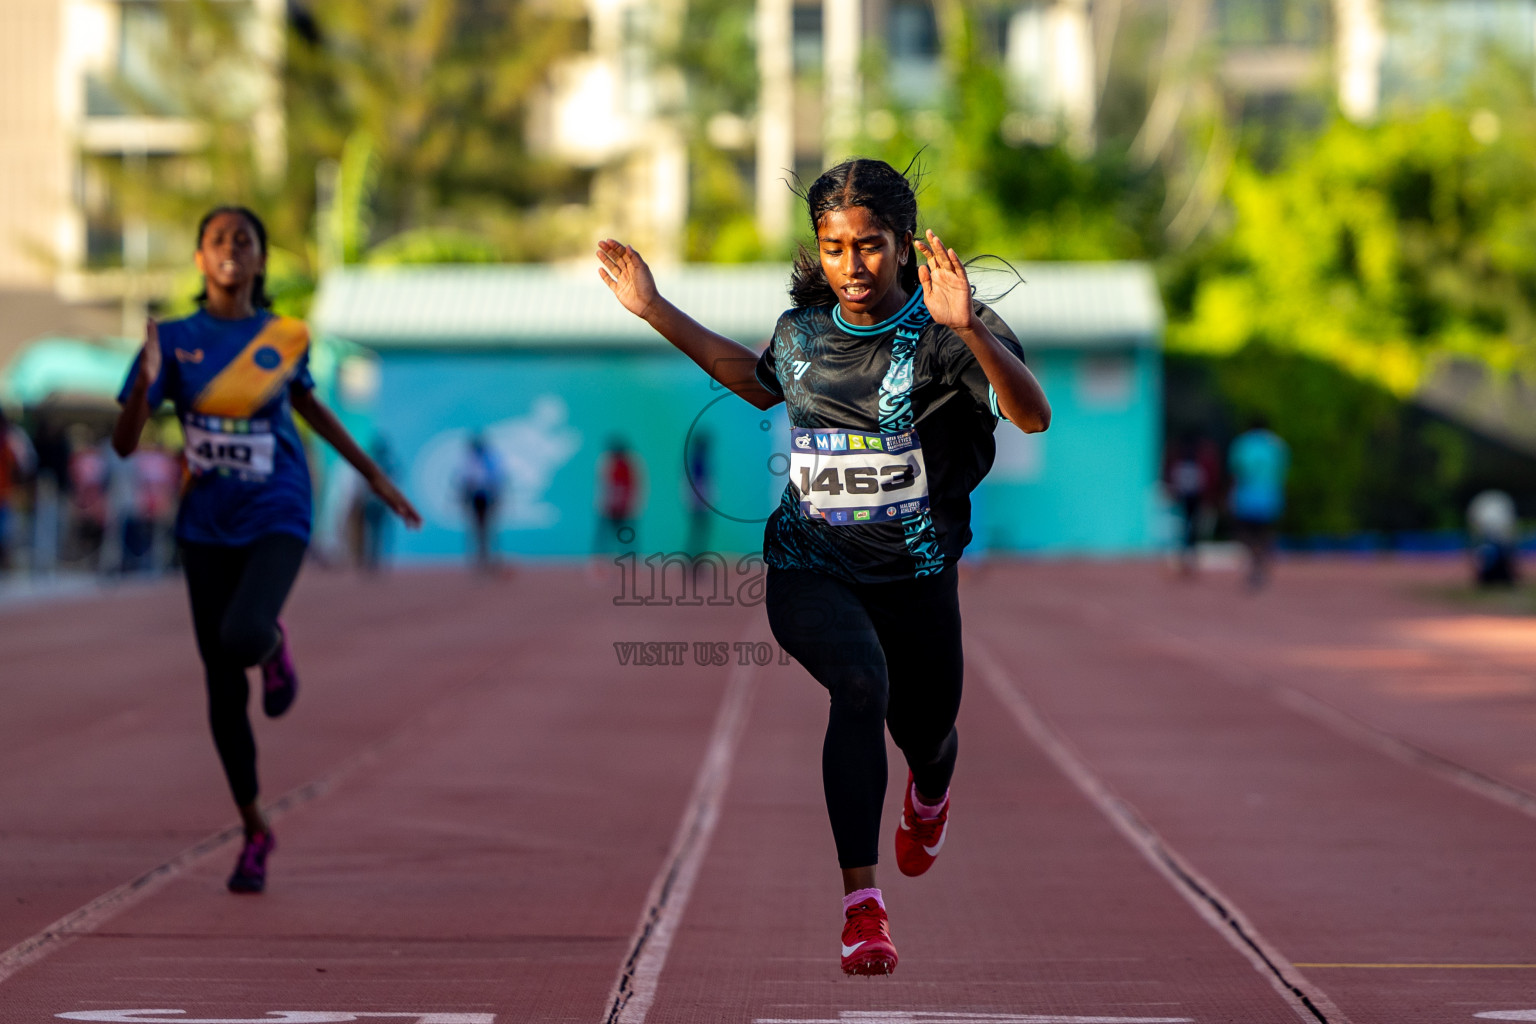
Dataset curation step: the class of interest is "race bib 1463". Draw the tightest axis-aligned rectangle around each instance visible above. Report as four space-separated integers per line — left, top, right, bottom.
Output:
184 416 276 480
790 426 929 525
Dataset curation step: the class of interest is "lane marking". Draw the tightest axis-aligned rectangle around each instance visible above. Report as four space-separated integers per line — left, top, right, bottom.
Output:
1 777 342 987
1477 1013 1536 1020
1 653 510 988
600 629 760 1024
1298 963 1536 969
972 642 1349 1024
1125 618 1536 827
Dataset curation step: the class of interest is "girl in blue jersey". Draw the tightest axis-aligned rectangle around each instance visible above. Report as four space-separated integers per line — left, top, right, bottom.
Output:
598 159 1050 974
113 207 421 894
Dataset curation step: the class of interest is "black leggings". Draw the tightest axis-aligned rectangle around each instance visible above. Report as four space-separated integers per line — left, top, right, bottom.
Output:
766 565 964 869
181 535 307 807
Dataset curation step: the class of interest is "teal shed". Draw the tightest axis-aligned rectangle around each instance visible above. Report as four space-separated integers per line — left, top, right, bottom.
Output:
311 263 1164 561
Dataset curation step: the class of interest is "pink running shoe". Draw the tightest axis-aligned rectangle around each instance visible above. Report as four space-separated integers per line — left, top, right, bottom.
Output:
227 830 275 893
895 771 949 877
840 897 898 976
260 620 298 718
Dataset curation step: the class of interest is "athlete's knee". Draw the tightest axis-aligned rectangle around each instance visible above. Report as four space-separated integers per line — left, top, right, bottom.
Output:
829 669 888 719
219 617 277 667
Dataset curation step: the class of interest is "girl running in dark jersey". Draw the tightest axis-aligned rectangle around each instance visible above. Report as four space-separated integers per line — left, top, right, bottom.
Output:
113 207 422 894
598 158 1050 974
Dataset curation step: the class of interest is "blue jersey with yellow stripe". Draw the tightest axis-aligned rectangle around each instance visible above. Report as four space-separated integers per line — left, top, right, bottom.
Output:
118 309 316 547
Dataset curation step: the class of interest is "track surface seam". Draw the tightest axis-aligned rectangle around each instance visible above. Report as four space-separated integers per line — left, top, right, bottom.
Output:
601 625 761 1024
0 651 509 989
972 641 1348 1024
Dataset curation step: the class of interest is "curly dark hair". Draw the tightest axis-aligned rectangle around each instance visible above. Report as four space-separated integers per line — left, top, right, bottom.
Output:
788 158 922 308
194 205 273 310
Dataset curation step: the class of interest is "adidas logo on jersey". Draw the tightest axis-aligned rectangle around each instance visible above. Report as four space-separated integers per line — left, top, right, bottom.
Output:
791 359 811 380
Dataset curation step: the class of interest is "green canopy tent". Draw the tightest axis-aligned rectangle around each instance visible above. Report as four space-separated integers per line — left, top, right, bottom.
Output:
0 334 362 410
0 337 137 408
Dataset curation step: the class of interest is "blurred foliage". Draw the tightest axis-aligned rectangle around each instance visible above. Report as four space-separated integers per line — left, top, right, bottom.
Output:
828 2 1167 261
284 0 585 248
100 0 585 317
670 0 765 261
1166 95 1536 396
1158 61 1536 532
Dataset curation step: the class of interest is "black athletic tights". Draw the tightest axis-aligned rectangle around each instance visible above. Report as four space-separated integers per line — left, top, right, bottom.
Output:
766 565 963 869
181 535 306 807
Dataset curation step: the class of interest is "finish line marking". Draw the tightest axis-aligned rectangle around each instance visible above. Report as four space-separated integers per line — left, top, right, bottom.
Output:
600 627 761 1024
753 1015 1195 1023
972 642 1349 1024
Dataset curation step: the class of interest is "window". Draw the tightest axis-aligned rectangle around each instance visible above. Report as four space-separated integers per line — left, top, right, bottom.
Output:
888 1 939 62
793 4 823 73
1216 0 1329 45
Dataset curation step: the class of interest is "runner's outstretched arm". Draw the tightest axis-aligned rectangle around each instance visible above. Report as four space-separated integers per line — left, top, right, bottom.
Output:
113 319 160 457
917 230 1051 433
289 382 423 528
597 239 782 411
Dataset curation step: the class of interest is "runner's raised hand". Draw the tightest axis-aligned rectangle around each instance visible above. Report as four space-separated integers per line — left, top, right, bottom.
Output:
597 239 660 320
915 230 976 331
138 318 162 389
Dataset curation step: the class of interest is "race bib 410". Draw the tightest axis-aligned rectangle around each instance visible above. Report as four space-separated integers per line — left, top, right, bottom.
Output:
184 416 276 480
790 427 929 525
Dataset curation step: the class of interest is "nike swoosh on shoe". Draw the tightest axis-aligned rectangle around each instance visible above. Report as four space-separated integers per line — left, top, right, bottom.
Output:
841 941 867 957
923 822 947 856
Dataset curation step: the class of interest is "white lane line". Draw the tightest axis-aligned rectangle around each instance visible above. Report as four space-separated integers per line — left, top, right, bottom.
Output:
749 1019 1184 1023
972 641 1350 1024
600 634 760 1024
1144 622 1536 824
0 746 387 987
0 652 509 988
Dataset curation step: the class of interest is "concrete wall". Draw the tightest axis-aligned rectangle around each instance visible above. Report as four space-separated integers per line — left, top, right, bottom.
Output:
0 0 66 287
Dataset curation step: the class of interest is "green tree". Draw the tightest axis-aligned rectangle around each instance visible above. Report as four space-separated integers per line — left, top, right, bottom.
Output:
1168 92 1536 395
102 0 584 316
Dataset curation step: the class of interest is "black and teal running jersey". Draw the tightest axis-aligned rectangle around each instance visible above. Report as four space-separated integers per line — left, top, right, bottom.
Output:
753 289 1025 583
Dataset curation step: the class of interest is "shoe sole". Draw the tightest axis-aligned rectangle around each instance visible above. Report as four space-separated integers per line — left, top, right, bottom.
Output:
842 950 897 975
895 855 935 877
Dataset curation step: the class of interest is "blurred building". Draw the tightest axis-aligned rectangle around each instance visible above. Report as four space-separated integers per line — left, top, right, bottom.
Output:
0 0 283 358
736 0 1536 242
526 0 689 263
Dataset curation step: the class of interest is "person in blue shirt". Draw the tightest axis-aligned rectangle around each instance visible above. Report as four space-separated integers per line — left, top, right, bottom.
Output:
113 206 421 894
1227 416 1289 589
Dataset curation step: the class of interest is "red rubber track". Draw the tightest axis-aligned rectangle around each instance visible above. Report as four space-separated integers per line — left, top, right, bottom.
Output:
1 559 1534 1024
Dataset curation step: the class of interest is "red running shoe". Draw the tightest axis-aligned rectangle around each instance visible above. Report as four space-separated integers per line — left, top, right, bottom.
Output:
227 830 275 893
840 897 898 975
895 772 949 877
261 620 298 718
